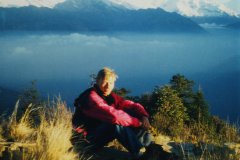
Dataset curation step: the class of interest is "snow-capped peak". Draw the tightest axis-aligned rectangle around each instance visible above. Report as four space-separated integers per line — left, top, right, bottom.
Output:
0 0 126 10
54 0 128 11
158 0 239 17
0 0 239 17
218 4 239 17
110 0 240 17
0 0 65 8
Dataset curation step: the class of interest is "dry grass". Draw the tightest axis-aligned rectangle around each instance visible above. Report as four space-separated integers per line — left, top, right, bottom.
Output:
25 99 78 160
1 98 79 160
8 101 36 142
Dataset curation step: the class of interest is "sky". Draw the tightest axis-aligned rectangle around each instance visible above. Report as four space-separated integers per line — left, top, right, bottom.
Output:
0 0 239 16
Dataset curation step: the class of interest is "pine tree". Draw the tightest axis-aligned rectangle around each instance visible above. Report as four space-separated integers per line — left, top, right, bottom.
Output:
19 80 41 110
192 90 210 123
151 85 188 136
18 80 41 121
170 74 194 99
170 74 211 124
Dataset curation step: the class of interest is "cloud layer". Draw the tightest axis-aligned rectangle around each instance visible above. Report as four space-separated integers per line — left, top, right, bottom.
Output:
0 32 238 86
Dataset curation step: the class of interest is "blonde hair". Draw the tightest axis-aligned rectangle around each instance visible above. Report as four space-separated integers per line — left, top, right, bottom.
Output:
96 67 118 81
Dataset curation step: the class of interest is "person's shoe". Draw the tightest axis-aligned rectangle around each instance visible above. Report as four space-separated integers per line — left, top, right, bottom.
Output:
134 142 179 160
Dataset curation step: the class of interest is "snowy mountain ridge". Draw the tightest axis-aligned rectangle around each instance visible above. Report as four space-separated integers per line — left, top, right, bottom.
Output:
0 0 239 17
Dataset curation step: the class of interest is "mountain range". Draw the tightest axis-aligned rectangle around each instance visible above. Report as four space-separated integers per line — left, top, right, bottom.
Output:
1 0 239 17
189 14 240 27
166 1 240 27
0 0 206 33
110 0 240 27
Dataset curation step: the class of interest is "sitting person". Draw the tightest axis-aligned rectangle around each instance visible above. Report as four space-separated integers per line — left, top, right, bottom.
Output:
72 67 153 160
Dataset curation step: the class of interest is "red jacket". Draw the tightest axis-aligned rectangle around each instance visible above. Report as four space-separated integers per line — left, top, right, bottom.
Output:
72 85 149 132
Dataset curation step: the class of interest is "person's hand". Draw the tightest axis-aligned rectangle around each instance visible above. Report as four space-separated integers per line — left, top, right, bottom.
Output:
141 116 151 130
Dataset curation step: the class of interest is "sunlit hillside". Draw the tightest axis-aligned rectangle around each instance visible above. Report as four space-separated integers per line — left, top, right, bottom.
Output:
0 77 239 160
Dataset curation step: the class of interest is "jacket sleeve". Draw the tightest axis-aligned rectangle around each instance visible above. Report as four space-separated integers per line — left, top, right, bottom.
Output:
114 94 149 118
81 91 141 127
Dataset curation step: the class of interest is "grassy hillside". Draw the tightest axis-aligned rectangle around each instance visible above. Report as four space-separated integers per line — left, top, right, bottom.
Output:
0 100 239 159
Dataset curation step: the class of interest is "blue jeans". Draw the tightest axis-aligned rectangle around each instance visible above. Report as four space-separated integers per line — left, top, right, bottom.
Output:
85 123 152 157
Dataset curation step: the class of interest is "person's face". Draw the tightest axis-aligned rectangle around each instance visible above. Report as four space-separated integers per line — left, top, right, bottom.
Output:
97 76 115 96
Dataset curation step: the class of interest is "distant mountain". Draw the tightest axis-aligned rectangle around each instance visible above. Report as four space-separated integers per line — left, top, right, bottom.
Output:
159 0 239 17
190 14 240 27
0 86 19 115
1 0 239 18
0 0 63 8
0 0 205 33
157 0 240 28
54 0 122 11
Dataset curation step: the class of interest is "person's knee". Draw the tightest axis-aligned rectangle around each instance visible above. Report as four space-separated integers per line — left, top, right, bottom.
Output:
115 124 130 133
142 131 153 147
